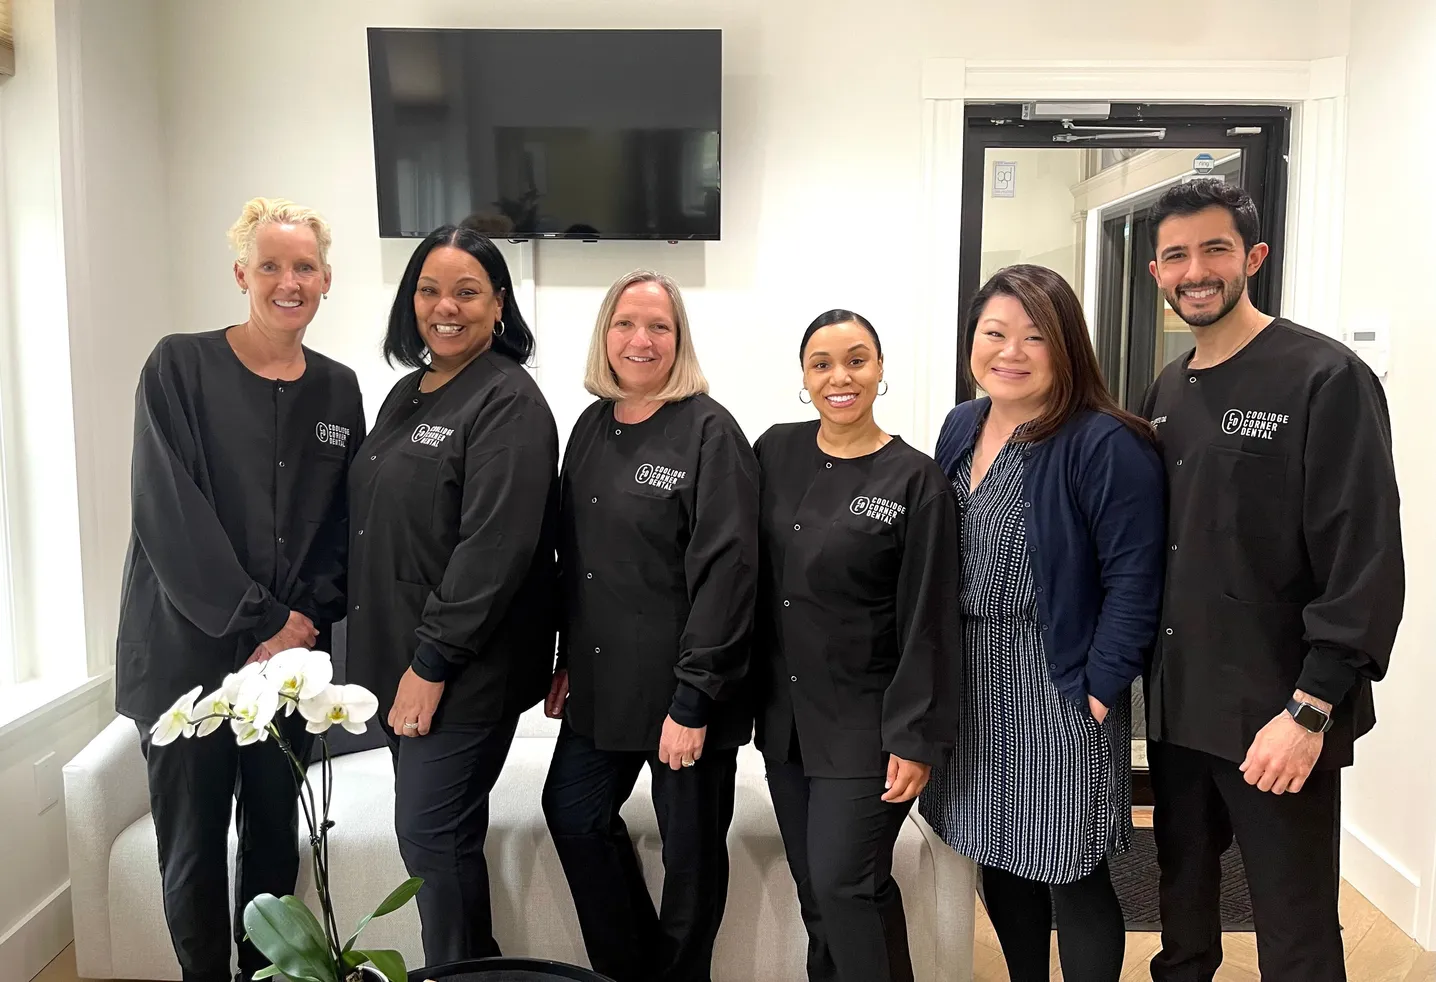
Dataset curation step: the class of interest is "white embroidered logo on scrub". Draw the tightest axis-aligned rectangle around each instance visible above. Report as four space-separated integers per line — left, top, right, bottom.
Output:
635 463 686 491
850 495 906 525
315 422 350 448
1221 408 1289 440
411 423 455 448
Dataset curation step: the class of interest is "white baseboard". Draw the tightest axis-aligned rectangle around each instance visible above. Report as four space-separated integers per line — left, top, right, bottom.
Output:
0 881 72 982
1341 822 1420 937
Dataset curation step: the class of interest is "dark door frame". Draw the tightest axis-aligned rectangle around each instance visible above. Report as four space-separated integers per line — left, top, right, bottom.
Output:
955 103 1292 403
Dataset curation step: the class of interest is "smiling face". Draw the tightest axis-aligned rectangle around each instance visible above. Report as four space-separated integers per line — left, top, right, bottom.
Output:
605 280 677 397
969 294 1053 412
802 322 883 426
413 246 504 373
234 222 330 336
1150 205 1269 328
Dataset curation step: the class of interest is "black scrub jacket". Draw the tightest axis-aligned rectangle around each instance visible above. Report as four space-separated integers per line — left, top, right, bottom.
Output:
345 352 559 729
116 329 364 723
753 421 963 779
557 394 760 752
1141 318 1404 768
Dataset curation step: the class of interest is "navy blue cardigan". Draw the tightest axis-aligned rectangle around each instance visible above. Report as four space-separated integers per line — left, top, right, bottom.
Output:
935 400 1166 709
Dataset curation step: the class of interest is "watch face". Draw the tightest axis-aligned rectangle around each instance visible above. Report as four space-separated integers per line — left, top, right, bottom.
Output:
1293 702 1330 732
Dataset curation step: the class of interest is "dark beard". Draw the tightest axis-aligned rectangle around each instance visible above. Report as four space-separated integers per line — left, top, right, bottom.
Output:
1165 275 1246 328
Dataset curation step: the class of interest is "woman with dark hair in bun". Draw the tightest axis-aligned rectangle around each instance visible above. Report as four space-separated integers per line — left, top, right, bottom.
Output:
753 310 962 982
346 224 560 965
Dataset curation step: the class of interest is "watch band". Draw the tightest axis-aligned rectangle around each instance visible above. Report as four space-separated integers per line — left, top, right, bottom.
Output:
1286 697 1333 734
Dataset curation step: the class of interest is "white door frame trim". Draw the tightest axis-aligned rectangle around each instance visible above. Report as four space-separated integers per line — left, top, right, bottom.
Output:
911 57 1348 455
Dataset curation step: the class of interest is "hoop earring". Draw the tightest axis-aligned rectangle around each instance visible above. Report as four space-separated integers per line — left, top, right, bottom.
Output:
878 380 889 396
494 319 506 338
798 389 812 405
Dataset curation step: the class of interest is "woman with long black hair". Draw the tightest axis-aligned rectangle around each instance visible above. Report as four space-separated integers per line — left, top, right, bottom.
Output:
920 265 1165 981
345 225 559 965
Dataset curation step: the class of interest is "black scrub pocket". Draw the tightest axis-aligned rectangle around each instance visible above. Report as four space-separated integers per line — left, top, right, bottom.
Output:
1213 593 1306 716
1202 447 1291 539
302 448 349 520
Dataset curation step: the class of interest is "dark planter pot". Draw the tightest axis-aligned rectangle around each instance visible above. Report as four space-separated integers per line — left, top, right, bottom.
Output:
407 957 617 982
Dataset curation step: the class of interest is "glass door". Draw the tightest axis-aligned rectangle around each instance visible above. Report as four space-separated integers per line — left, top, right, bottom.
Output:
958 104 1290 407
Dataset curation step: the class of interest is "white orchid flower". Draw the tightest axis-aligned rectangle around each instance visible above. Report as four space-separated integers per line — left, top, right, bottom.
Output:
230 673 280 745
232 719 268 746
299 684 380 735
221 660 267 704
192 687 233 738
149 686 202 746
266 649 333 715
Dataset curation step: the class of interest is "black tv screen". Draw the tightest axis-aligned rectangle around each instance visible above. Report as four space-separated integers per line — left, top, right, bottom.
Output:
367 28 722 240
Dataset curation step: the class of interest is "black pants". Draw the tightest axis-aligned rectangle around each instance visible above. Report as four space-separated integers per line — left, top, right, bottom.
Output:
541 720 738 982
765 746 914 982
1149 740 1345 982
980 860 1126 982
137 713 311 982
389 717 519 967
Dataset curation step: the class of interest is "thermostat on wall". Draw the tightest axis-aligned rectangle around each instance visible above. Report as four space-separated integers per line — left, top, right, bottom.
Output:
1348 319 1389 378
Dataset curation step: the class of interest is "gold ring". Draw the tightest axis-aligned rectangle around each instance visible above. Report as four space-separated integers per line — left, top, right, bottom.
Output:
681 758 695 767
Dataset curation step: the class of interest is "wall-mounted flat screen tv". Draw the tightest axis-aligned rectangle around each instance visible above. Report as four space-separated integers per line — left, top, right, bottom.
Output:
367 28 722 240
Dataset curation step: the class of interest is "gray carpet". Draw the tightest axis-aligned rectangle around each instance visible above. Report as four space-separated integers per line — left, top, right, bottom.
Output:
1110 827 1254 932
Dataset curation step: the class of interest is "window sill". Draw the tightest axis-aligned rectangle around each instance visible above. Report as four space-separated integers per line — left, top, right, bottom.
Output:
0 671 113 742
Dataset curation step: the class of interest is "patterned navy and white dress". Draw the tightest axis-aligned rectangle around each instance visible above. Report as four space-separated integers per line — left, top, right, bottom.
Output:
919 439 1132 885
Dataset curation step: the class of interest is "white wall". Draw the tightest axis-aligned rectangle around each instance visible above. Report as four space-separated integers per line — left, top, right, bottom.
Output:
0 684 112 982
155 0 1352 448
0 0 165 976
1336 0 1436 948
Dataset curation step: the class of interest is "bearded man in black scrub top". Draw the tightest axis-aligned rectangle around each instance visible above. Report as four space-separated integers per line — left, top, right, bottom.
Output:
755 310 962 982
345 226 559 966
116 197 363 982
1140 180 1404 982
540 270 759 982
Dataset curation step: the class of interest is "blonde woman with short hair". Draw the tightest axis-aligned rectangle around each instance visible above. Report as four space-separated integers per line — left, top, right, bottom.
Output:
116 197 363 982
541 270 759 982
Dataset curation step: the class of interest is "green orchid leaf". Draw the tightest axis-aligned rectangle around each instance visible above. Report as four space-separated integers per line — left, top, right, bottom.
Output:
251 966 282 980
241 895 337 982
342 878 423 953
354 949 407 982
372 877 424 918
278 895 332 954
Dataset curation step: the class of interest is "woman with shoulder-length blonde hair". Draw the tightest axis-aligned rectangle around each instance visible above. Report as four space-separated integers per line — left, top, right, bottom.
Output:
117 197 364 982
542 270 760 982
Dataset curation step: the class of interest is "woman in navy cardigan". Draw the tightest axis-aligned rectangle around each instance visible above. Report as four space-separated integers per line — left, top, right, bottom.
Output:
919 265 1165 982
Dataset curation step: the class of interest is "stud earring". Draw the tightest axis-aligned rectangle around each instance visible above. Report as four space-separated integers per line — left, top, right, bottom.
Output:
240 287 247 295
322 293 328 300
